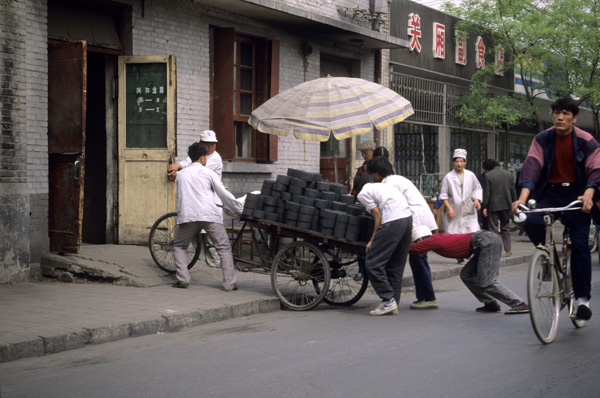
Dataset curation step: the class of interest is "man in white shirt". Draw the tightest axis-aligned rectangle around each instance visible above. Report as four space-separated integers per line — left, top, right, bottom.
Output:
168 130 223 267
172 143 242 290
357 181 413 316
369 156 440 310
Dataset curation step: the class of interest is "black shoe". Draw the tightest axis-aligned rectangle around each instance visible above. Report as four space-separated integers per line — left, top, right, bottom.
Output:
172 281 189 289
476 301 501 313
576 305 592 320
457 259 465 264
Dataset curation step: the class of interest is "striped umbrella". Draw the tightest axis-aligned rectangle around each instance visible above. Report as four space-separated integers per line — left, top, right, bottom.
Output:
249 76 414 142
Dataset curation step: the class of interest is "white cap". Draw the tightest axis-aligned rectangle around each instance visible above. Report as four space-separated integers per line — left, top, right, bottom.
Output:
453 148 467 160
200 130 218 143
412 225 432 242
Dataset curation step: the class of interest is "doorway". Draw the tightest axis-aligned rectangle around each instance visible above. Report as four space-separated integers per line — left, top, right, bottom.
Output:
82 51 108 243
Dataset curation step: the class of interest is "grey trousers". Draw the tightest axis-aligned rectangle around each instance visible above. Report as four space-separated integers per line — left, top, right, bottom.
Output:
173 221 237 290
365 216 412 303
486 209 512 252
460 231 522 307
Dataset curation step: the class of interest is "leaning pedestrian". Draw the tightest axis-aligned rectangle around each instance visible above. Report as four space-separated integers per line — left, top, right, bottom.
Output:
357 178 413 316
172 143 243 291
369 156 439 310
410 230 529 314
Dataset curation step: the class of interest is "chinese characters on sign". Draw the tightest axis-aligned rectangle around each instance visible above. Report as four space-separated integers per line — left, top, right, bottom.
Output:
495 45 505 76
475 36 486 69
125 63 168 148
455 30 467 65
135 85 166 115
433 23 445 59
407 13 422 52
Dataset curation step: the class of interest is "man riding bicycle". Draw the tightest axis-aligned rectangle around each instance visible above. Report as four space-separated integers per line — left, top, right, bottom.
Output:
512 95 600 321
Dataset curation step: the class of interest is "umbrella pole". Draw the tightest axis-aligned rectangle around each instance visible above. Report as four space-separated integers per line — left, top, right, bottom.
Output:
333 140 339 184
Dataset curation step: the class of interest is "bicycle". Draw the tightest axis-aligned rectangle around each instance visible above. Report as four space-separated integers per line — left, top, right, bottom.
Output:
518 199 587 344
148 212 204 273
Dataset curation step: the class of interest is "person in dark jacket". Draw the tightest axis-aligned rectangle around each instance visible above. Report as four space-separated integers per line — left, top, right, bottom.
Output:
482 159 517 255
512 95 600 321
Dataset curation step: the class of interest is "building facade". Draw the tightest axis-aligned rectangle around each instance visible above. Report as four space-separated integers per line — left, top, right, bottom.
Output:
1 0 405 282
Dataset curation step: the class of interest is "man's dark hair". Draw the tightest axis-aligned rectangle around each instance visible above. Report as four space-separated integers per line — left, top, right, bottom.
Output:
482 158 500 171
187 142 207 162
551 95 579 116
368 156 395 178
373 146 389 159
352 172 374 196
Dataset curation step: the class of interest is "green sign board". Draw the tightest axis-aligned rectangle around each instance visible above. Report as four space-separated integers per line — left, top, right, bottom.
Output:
125 63 168 148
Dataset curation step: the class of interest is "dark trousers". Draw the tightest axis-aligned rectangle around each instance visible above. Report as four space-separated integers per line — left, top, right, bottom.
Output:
524 185 592 299
486 209 512 252
365 216 412 303
409 253 436 301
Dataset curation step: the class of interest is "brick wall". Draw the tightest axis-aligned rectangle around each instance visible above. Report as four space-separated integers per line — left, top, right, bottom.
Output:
25 0 49 262
127 0 377 195
1 0 30 282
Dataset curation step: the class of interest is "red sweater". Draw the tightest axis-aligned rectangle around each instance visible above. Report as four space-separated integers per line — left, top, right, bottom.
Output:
409 233 474 259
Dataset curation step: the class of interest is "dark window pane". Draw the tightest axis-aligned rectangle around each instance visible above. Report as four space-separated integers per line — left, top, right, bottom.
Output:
240 93 252 115
240 43 253 66
240 69 253 91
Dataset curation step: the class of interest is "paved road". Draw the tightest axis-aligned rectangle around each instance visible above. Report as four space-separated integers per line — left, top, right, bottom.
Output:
2 263 599 398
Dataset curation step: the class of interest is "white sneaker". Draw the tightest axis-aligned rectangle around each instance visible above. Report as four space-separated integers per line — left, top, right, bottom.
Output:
370 298 398 316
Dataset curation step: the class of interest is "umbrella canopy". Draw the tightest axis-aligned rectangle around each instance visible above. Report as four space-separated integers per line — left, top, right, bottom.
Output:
248 76 414 142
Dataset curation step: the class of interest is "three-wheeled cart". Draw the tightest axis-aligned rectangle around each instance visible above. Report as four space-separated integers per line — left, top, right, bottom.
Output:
149 212 368 311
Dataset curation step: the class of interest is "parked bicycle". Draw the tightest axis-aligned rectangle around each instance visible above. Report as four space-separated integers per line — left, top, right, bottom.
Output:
518 199 586 344
148 212 204 273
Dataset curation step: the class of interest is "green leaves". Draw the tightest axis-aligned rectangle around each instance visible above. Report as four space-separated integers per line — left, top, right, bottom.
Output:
443 0 600 135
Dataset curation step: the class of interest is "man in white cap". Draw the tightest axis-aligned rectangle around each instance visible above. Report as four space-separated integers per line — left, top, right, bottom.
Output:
439 149 482 263
351 140 376 196
167 130 223 267
168 130 222 179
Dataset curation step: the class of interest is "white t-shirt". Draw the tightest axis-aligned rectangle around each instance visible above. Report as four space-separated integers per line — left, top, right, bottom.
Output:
357 183 411 224
176 163 242 224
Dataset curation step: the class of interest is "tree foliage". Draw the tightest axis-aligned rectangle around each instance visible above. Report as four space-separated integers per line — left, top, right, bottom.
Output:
443 0 600 135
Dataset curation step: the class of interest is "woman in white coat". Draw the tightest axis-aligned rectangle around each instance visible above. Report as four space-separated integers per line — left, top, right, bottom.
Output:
439 148 482 234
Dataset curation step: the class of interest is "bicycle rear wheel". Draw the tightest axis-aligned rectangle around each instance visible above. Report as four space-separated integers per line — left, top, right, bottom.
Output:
149 212 202 273
527 250 560 344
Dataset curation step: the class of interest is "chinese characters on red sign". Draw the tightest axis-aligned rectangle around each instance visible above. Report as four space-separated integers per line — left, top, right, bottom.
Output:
433 23 445 59
475 36 486 68
455 30 467 65
407 13 422 52
405 14 503 72
495 45 504 76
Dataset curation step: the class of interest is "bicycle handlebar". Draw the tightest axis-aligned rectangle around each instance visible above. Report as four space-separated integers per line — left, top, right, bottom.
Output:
518 199 583 214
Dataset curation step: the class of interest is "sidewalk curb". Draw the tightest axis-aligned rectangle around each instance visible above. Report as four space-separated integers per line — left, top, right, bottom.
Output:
0 298 281 363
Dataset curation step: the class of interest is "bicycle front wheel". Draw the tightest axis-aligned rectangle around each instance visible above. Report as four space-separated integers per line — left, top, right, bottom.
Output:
149 212 202 273
527 250 560 344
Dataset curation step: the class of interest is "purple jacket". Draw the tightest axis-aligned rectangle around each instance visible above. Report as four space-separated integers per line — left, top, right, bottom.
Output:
519 126 600 200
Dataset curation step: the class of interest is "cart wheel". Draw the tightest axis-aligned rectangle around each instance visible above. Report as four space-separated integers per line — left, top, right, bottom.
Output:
271 241 331 311
318 248 368 306
149 212 203 273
